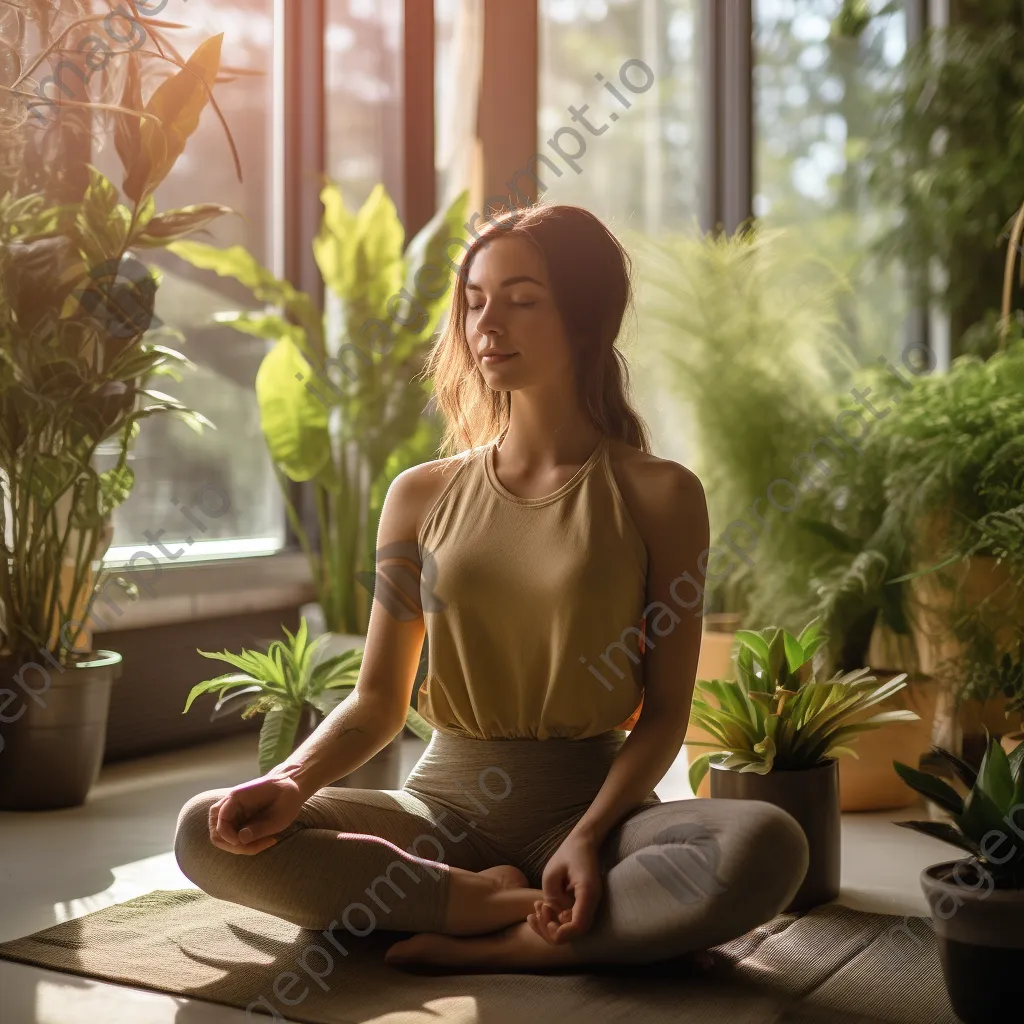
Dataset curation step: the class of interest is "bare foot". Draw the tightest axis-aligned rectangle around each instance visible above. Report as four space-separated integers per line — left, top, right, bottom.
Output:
386 919 583 972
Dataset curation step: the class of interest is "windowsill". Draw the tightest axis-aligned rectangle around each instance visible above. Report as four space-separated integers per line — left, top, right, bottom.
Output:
91 550 317 634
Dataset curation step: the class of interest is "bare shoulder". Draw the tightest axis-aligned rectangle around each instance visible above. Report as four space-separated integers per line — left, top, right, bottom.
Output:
606 438 706 543
387 447 483 540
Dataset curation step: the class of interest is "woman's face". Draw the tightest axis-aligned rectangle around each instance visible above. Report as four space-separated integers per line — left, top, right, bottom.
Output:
463 234 574 391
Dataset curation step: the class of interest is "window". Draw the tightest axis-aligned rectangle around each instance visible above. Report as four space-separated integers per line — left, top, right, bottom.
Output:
325 0 403 212
538 0 701 233
103 0 284 564
754 0 910 362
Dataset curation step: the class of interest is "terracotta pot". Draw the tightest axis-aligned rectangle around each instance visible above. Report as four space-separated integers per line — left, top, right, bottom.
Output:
921 860 1024 1022
838 675 939 812
907 552 1024 679
683 624 739 798
710 758 839 913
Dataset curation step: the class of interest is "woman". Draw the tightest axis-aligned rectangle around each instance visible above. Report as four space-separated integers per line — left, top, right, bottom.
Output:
174 202 809 972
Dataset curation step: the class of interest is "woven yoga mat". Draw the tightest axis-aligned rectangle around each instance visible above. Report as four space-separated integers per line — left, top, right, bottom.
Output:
0 890 959 1024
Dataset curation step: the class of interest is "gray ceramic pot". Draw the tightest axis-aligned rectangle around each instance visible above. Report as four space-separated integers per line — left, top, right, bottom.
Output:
0 650 123 811
920 859 1024 1023
710 757 840 912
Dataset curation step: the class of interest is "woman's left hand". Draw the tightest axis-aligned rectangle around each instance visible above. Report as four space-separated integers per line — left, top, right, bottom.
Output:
528 833 603 945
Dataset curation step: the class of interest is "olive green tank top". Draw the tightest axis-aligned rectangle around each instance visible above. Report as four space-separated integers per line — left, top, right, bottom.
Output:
416 432 649 741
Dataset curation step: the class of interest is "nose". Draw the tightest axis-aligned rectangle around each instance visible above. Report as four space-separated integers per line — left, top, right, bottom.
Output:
473 301 504 338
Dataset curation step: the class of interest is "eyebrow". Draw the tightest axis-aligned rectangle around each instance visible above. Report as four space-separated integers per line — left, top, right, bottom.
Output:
465 275 545 291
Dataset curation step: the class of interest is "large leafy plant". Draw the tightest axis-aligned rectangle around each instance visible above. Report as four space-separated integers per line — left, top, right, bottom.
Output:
184 618 434 775
167 182 469 636
687 619 918 792
894 736 1024 889
866 0 1024 355
0 28 238 664
631 223 856 620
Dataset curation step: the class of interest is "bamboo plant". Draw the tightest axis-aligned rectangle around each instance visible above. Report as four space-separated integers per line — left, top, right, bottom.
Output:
166 182 470 636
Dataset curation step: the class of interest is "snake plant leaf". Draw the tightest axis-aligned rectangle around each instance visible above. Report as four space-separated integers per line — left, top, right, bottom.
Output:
959 778 1012 846
257 704 303 776
1009 742 1024 801
893 760 965 816
976 737 1016 813
931 746 980 791
893 820 983 858
255 338 331 483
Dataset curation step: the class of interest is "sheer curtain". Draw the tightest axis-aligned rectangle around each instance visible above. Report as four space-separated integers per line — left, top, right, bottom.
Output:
435 0 484 208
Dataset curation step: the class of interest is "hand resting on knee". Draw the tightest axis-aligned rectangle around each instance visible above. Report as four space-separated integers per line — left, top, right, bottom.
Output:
207 771 308 856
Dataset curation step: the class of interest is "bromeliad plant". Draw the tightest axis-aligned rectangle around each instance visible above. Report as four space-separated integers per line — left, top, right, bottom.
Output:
893 736 1024 889
184 618 435 776
686 618 919 793
166 182 470 637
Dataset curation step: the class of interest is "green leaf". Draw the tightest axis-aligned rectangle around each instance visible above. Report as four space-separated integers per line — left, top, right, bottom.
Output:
254 338 332 482
390 188 471 350
931 746 979 791
313 180 359 298
124 35 224 203
257 704 302 776
403 706 435 743
892 761 965 816
959 782 1013 849
183 673 255 714
735 629 772 668
688 751 718 793
976 737 1016 813
892 820 982 857
133 204 234 247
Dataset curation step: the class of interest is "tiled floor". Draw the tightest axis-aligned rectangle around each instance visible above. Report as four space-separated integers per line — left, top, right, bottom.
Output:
0 733 952 1024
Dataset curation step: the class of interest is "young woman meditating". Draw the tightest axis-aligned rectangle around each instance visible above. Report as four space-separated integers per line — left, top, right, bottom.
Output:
174 202 809 972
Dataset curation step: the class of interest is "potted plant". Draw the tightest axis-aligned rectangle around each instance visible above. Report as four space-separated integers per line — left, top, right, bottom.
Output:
687 618 918 911
165 182 470 764
167 182 469 638
0 19 237 809
183 617 434 790
893 737 1024 1022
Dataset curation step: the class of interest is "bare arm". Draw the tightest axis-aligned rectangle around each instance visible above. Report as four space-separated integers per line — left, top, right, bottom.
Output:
570 466 710 845
269 467 433 801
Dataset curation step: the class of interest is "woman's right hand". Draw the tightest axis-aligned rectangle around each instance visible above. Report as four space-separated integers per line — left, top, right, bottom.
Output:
207 770 308 855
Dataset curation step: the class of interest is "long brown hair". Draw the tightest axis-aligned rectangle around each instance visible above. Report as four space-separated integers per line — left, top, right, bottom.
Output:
419 201 653 458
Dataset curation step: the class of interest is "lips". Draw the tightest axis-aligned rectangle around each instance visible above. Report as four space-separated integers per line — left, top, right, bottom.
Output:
481 351 518 364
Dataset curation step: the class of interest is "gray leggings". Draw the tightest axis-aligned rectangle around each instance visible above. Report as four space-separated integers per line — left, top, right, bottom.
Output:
174 728 809 965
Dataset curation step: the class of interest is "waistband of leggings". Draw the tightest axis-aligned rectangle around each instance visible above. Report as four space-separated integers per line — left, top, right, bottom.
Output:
419 727 628 769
